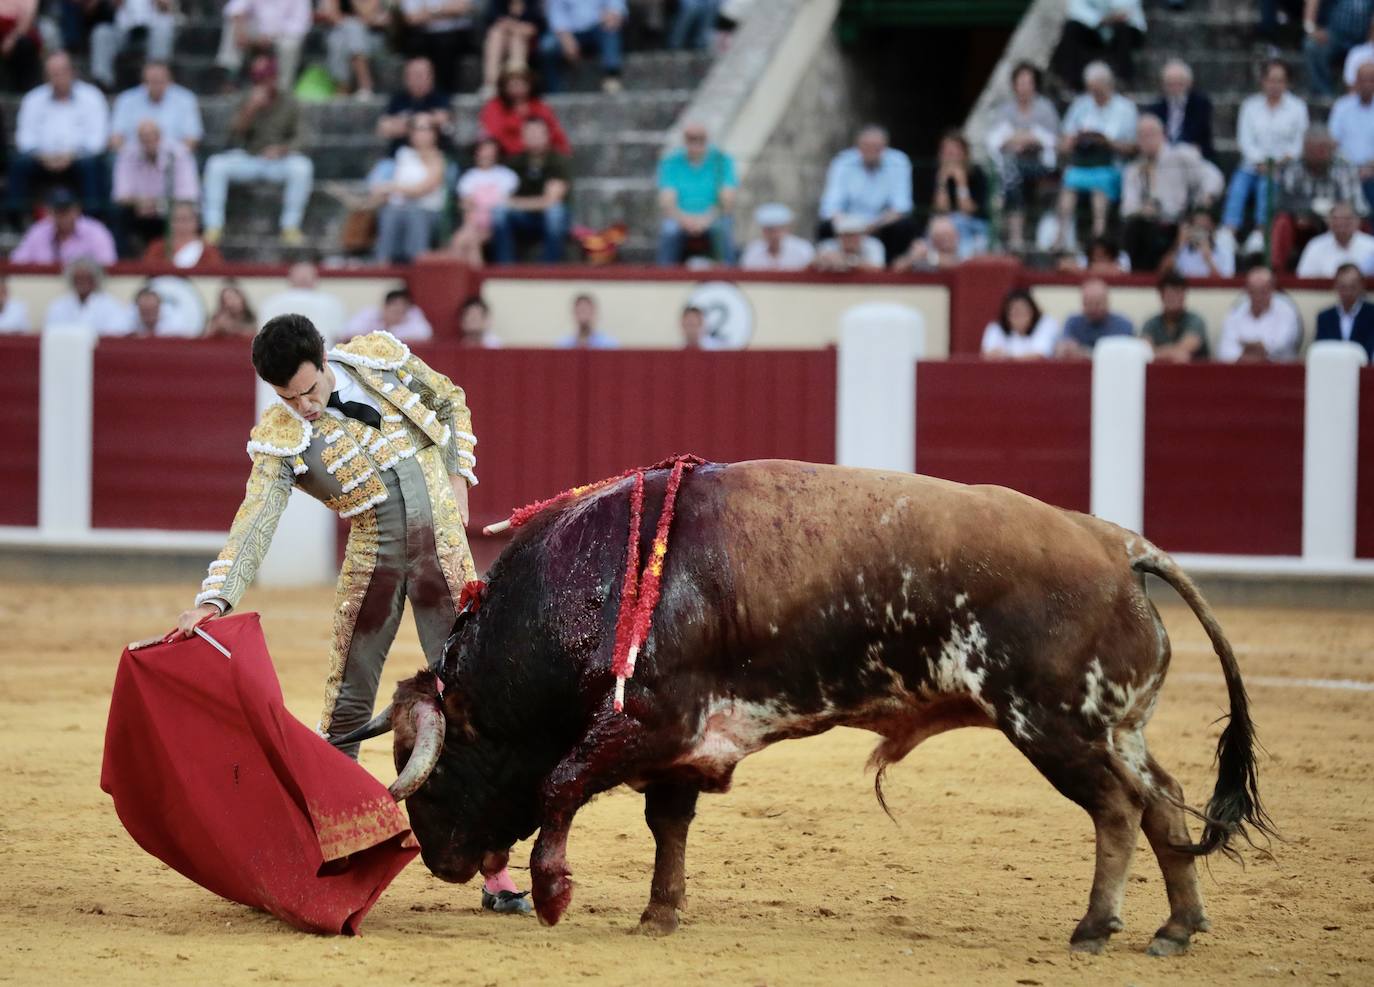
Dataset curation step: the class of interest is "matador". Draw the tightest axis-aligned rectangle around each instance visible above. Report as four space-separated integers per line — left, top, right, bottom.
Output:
173 314 530 914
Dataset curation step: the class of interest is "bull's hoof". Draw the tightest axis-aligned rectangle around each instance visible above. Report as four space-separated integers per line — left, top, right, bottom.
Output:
1146 935 1190 957
1069 937 1109 956
635 903 680 937
534 875 573 926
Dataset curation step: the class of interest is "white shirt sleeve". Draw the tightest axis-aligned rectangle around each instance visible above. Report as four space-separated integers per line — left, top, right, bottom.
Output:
980 322 1007 355
1295 238 1324 279
1216 311 1243 363
1030 315 1061 357
15 89 43 155
78 84 110 156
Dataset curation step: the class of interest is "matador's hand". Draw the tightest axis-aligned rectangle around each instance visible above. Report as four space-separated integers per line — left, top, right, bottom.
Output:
450 475 471 526
175 603 221 639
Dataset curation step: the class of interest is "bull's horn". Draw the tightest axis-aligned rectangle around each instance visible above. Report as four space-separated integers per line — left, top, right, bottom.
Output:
389 699 445 801
331 704 395 747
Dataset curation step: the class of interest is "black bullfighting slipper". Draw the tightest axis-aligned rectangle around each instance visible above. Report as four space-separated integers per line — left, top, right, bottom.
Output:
481 889 534 915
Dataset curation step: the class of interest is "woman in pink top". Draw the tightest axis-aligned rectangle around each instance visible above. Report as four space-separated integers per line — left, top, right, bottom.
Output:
449 137 519 267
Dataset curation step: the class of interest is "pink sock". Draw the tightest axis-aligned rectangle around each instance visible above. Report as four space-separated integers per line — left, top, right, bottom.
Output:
484 867 519 894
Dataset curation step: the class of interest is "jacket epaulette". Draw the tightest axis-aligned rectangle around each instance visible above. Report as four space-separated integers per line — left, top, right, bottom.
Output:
328 330 411 372
246 403 312 459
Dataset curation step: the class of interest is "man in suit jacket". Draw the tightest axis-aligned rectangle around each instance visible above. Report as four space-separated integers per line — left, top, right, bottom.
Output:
1145 59 1216 162
1316 263 1374 358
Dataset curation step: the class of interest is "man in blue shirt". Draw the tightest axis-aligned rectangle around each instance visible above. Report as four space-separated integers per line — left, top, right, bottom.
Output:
818 125 915 265
656 122 738 265
1304 0 1374 95
109 61 205 153
1057 277 1135 357
540 0 626 92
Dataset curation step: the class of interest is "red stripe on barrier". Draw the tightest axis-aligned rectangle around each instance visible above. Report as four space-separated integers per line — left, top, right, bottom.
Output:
1144 363 1304 555
91 338 257 530
1358 367 1374 560
915 359 1091 512
0 336 41 526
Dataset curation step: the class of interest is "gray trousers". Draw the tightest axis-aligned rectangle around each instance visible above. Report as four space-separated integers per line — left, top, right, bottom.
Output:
325 456 458 758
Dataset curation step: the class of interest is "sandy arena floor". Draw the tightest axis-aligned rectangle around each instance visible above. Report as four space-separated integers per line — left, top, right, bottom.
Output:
1 580 1372 986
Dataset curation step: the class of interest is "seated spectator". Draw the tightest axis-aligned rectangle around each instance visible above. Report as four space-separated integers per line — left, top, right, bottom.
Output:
557 292 618 348
1141 270 1210 362
890 215 964 271
669 0 719 50
1159 208 1236 278
402 0 480 96
818 125 914 266
319 0 390 98
1056 276 1133 357
985 61 1060 253
478 65 572 158
345 287 434 342
1345 18 1374 85
143 201 226 268
130 285 184 336
1051 0 1146 90
1221 60 1307 255
110 61 204 153
0 0 41 93
739 203 816 271
372 112 447 265
1144 58 1214 161
0 275 33 333
1296 202 1374 277
492 117 571 263
259 262 347 341
457 295 502 347
377 57 454 157
924 130 988 253
217 0 311 88
1330 62 1374 213
680 304 720 350
1304 0 1373 96
10 188 117 265
43 259 134 334
656 122 737 265
1216 264 1302 362
204 279 258 338
8 51 108 222
450 137 519 267
1119 115 1223 271
1271 126 1370 271
1316 263 1374 357
202 54 315 247
980 288 1059 360
540 0 626 93
813 215 885 272
481 1 544 98
112 119 199 257
90 0 176 92
1054 61 1138 250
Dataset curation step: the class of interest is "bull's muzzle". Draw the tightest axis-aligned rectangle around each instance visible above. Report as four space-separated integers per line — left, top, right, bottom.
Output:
389 698 445 801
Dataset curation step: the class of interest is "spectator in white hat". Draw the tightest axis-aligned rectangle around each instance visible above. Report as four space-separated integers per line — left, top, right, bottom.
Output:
814 214 885 272
739 203 815 270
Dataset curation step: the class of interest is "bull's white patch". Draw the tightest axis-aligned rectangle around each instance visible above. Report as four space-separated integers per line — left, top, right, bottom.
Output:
924 617 995 716
878 495 911 527
954 592 968 609
674 698 821 777
1004 694 1036 741
1109 727 1155 791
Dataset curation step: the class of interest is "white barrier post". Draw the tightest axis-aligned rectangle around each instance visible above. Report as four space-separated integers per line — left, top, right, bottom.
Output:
39 325 95 536
1302 340 1367 562
252 379 337 587
836 304 926 472
1090 337 1154 532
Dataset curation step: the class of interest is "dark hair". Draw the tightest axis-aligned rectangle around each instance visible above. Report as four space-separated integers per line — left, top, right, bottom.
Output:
218 279 255 321
1334 262 1365 282
997 288 1042 335
939 129 970 158
384 287 412 305
1010 61 1042 92
1157 269 1188 292
1087 234 1120 261
252 314 325 386
573 292 595 306
135 286 159 303
473 136 501 161
497 66 540 104
460 295 489 315
1260 58 1289 81
682 305 704 318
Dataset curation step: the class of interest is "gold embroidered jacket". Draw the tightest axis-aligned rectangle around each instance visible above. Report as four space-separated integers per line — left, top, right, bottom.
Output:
194 331 477 609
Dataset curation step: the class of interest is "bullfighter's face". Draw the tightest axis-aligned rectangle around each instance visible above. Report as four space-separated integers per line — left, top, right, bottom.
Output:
272 361 335 423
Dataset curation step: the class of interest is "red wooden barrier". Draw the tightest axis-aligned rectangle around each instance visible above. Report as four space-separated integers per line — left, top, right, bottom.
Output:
1358 367 1374 560
915 359 1092 512
91 338 257 530
0 336 41 527
1144 363 1304 556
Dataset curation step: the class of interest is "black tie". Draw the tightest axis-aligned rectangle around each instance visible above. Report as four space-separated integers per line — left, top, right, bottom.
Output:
327 392 382 430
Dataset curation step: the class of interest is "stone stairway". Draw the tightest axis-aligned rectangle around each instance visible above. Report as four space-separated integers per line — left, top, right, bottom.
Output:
2 0 716 264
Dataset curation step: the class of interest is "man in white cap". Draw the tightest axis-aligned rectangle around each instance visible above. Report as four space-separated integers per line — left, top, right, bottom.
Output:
814 214 885 272
740 202 816 270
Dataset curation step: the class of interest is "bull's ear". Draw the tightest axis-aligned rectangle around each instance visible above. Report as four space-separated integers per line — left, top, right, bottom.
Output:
441 686 477 744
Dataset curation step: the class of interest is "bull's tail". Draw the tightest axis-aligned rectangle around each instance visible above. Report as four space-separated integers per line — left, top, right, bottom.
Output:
1133 553 1278 860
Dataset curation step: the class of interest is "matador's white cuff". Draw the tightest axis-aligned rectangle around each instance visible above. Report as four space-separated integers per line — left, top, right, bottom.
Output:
456 467 478 488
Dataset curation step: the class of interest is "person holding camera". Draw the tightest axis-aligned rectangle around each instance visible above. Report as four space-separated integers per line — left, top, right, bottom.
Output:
1159 208 1235 278
1119 115 1223 272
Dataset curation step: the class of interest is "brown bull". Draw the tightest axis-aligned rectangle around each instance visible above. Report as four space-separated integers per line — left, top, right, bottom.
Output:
363 460 1275 955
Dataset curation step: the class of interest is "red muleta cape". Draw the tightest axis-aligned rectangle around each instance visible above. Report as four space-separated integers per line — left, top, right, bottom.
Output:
100 612 418 935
